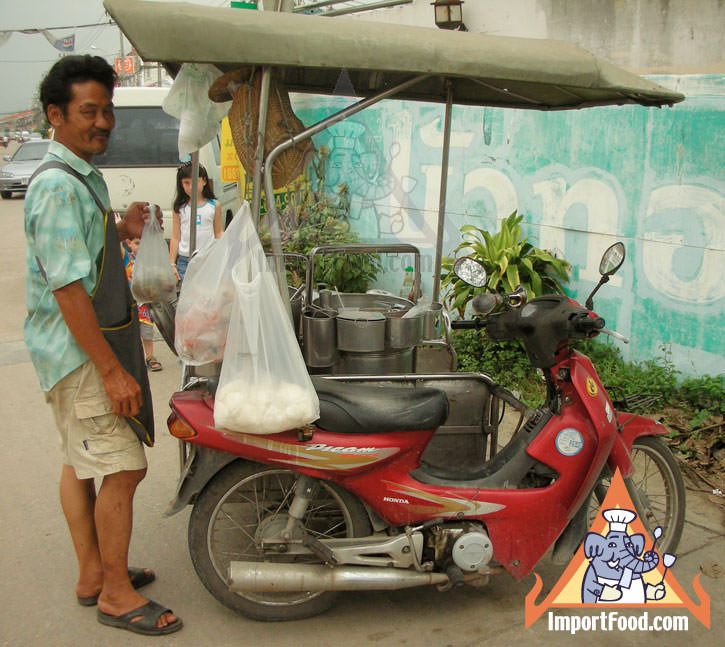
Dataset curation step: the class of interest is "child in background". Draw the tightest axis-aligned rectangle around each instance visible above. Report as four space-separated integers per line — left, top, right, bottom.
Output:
123 238 162 371
169 161 223 283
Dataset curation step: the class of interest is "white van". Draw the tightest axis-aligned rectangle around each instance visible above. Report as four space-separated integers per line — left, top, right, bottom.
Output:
94 86 239 232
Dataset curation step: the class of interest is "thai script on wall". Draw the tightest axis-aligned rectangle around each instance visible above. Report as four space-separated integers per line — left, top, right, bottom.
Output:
293 75 724 377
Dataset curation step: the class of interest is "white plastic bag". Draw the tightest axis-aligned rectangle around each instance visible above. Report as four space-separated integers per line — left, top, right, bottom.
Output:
214 220 319 435
174 202 253 365
162 63 230 157
131 209 177 304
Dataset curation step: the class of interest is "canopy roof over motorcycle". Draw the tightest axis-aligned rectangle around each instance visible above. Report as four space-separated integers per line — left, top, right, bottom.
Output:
104 0 683 110
105 0 685 304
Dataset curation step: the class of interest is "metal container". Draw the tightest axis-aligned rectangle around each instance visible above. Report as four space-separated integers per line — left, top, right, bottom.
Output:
314 293 412 312
289 285 303 335
302 307 337 367
318 288 333 309
385 310 424 349
422 302 443 340
336 310 386 352
335 348 414 375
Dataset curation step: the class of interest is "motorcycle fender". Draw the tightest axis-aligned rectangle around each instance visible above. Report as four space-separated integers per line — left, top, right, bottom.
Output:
164 445 238 516
569 351 618 438
607 413 669 479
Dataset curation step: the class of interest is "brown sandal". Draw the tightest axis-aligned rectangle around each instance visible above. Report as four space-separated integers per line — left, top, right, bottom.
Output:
145 356 162 372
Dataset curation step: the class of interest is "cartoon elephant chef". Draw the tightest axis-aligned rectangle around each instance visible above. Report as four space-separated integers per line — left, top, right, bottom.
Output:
581 509 666 604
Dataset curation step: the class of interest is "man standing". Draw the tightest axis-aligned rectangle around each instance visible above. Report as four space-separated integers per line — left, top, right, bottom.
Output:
24 55 182 636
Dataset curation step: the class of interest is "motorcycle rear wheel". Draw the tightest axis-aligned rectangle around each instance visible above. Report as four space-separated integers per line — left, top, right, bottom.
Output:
590 436 686 554
188 460 371 621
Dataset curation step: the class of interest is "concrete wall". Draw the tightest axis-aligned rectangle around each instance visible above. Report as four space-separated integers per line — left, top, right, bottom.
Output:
355 0 725 73
289 1 723 378
292 72 723 378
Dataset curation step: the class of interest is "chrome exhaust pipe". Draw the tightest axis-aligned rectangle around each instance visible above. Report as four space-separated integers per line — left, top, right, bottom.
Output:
228 562 448 592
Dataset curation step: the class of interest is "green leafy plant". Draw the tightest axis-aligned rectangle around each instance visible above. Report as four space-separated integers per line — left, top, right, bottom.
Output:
260 150 381 292
440 211 571 317
285 212 381 293
455 332 723 422
453 330 545 405
574 339 681 406
679 374 725 416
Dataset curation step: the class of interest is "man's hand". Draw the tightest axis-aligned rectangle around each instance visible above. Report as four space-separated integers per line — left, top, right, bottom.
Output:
117 202 163 240
53 281 145 418
101 364 143 417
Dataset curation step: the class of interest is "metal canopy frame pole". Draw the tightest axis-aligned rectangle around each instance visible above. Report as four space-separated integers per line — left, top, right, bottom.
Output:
189 150 199 254
432 80 453 303
251 66 272 227
263 73 431 302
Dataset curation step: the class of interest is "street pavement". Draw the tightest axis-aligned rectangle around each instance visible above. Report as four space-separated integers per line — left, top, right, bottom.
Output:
0 186 723 646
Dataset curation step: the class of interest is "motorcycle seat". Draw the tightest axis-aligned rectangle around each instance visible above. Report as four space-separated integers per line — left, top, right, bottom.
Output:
312 377 449 434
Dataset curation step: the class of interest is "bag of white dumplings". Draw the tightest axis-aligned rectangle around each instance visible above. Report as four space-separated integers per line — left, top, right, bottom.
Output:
213 218 319 435
174 202 251 365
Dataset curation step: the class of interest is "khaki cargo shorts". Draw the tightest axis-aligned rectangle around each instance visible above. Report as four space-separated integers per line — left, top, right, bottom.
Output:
45 361 147 480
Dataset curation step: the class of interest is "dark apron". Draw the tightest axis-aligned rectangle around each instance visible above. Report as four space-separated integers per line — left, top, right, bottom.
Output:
31 161 154 446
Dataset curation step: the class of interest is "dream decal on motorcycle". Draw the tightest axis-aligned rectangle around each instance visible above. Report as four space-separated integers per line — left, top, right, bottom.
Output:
524 468 711 629
223 433 401 470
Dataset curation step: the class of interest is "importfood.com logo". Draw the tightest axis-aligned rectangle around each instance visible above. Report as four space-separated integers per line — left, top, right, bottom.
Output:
525 469 711 633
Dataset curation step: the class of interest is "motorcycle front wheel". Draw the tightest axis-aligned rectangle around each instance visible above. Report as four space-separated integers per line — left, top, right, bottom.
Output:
188 460 372 621
590 436 686 554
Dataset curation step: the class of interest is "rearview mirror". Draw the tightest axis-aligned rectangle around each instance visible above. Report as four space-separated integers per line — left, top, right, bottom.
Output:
599 242 626 277
586 241 626 310
453 257 487 288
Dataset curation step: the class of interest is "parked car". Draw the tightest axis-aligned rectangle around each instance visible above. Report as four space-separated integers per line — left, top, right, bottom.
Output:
0 140 51 199
94 87 238 233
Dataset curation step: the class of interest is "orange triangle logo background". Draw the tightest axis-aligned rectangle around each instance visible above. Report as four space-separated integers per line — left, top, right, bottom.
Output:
524 468 710 628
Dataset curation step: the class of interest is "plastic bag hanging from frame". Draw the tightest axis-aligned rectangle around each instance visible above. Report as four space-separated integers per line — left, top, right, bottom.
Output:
214 210 319 435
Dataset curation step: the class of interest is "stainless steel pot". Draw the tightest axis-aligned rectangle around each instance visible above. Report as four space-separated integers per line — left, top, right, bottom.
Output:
385 310 424 349
302 307 337 367
335 348 414 375
289 285 303 335
314 293 412 312
336 310 386 352
422 302 443 340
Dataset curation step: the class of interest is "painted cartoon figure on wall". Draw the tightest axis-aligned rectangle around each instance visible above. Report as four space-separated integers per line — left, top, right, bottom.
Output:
581 508 676 604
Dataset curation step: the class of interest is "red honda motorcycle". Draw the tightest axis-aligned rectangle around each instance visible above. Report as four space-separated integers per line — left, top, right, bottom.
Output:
166 242 685 621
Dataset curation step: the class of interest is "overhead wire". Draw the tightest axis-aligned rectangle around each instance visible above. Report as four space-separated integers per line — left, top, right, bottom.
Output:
1 20 115 33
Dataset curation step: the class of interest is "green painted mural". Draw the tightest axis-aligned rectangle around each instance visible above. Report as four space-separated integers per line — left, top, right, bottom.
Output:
293 75 724 378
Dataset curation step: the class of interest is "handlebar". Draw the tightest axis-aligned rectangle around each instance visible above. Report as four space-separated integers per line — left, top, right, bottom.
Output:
570 313 605 335
450 319 486 330
450 295 617 369
601 328 630 344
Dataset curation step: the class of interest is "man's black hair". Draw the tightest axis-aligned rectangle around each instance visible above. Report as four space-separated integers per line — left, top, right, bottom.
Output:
39 55 117 117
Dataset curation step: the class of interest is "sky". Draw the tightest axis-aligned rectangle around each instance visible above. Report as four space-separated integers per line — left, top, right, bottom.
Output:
0 0 250 118
0 1 384 118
